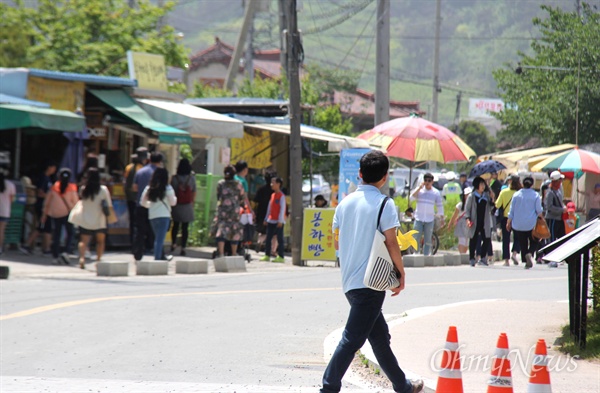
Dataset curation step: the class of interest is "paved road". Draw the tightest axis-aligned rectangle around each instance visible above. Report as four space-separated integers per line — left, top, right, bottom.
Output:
0 249 578 392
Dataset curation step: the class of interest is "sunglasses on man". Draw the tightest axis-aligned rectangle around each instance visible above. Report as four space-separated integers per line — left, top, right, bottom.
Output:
424 178 433 183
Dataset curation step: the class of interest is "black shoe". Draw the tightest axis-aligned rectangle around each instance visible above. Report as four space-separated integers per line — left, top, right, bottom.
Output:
180 249 186 256
410 379 424 393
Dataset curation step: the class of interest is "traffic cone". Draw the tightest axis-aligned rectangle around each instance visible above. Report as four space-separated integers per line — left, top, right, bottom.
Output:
436 326 464 393
487 333 514 393
527 339 552 393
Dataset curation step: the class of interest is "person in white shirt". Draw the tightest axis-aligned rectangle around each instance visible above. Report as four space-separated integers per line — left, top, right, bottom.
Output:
411 172 444 255
0 167 16 255
141 167 177 261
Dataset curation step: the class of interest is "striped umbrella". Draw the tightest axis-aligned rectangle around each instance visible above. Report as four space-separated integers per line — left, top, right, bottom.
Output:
357 114 476 163
531 147 600 176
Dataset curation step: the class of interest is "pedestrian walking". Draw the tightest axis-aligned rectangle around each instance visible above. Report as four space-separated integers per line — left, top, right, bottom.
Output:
141 167 177 261
20 160 56 256
320 150 423 393
170 158 196 256
41 168 78 265
253 170 277 255
132 152 163 261
123 147 148 244
410 172 444 256
69 168 112 269
577 183 600 221
211 165 245 258
447 186 472 254
495 174 522 266
0 166 16 256
465 176 494 266
441 172 462 205
507 176 543 269
544 171 566 242
260 177 286 263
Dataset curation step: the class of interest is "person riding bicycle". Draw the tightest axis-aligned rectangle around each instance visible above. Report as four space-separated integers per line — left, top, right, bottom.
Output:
410 172 444 256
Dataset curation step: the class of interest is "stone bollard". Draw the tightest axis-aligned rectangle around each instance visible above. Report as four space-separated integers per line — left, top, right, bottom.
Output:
97 261 129 277
402 254 425 267
425 255 445 266
213 256 246 273
136 260 169 275
461 254 470 265
494 249 502 261
444 253 461 266
176 259 209 274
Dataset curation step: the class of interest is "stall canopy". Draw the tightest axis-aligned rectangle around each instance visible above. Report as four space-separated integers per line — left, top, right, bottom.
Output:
245 123 370 152
136 99 244 139
88 89 191 144
0 104 85 132
0 93 50 108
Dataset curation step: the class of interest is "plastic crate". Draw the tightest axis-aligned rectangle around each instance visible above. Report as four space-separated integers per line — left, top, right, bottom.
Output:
5 201 25 245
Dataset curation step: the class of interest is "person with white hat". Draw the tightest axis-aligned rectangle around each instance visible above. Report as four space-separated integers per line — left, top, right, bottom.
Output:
442 171 462 205
544 170 566 242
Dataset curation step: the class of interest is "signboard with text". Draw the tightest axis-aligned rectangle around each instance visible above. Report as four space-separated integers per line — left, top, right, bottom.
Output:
301 208 336 261
127 51 168 91
231 130 271 169
468 98 505 118
27 76 84 111
338 148 370 202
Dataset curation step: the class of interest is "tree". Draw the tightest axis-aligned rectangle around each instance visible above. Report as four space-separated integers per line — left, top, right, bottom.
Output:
452 120 496 156
0 0 188 75
492 4 600 145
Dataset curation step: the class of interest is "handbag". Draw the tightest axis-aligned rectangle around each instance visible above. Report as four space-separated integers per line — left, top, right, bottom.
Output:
532 216 551 240
101 199 118 225
67 200 84 227
363 197 401 291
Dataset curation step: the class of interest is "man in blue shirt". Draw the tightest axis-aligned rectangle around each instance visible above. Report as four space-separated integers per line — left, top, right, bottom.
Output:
132 152 163 261
321 150 423 393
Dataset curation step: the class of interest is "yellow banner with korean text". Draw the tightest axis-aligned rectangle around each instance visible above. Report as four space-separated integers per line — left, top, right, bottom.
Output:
301 208 336 261
231 130 272 169
127 51 168 91
27 76 85 111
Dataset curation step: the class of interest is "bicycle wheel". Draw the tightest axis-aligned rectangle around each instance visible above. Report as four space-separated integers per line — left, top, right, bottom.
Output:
431 233 439 255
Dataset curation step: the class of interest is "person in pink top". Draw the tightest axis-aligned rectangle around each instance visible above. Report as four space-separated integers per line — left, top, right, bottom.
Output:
42 168 79 265
0 166 16 256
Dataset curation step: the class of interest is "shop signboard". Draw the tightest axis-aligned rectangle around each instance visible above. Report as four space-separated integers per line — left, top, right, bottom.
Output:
301 208 336 261
127 51 168 92
468 98 505 118
338 148 370 202
27 76 84 111
230 130 271 169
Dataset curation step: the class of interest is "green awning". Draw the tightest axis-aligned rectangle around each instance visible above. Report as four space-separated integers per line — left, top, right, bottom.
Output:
0 104 86 132
88 89 191 144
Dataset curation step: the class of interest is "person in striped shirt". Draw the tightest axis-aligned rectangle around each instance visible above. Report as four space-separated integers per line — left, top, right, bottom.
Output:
410 172 444 255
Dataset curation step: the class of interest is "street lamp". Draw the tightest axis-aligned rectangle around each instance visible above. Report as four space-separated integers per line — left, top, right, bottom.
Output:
515 61 581 145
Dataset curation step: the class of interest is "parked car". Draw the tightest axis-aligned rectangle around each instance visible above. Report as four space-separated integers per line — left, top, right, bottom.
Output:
302 175 331 207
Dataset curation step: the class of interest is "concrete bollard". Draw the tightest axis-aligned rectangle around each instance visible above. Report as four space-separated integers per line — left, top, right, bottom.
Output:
444 253 461 266
213 256 246 273
494 249 502 261
136 260 169 275
176 259 209 274
461 254 470 265
426 255 445 267
97 261 129 277
402 254 425 268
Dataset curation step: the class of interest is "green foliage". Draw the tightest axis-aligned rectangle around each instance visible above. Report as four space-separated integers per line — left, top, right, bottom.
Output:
167 82 188 95
192 82 233 98
560 308 600 360
179 144 192 162
593 245 600 312
238 75 285 99
1 0 189 75
492 4 600 145
313 105 354 136
452 120 496 156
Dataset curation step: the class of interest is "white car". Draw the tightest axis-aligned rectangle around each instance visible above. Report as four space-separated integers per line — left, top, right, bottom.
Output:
302 175 331 207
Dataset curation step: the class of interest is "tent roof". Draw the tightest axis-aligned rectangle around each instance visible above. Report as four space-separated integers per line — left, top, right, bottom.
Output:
0 104 85 132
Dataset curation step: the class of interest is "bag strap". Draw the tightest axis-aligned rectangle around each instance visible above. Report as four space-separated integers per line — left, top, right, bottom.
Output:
59 193 72 212
376 197 389 231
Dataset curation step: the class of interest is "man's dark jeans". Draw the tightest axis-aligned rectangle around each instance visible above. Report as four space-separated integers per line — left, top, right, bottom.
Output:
133 206 154 261
321 288 412 393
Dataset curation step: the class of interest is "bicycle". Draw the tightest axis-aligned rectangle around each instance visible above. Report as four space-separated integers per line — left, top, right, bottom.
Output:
399 216 440 255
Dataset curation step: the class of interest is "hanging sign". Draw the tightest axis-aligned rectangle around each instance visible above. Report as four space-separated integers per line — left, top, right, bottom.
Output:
301 208 336 261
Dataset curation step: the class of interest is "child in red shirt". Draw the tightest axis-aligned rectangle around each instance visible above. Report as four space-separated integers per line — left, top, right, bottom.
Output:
260 177 286 262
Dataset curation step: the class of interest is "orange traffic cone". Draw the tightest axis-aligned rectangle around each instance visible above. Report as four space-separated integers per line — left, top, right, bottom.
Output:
527 339 552 393
436 326 464 393
487 333 514 393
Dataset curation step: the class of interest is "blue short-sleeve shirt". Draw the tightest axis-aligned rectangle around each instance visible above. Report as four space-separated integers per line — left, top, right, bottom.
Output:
333 184 399 293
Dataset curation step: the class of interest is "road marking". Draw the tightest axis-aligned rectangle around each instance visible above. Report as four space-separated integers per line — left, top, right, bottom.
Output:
1 276 564 321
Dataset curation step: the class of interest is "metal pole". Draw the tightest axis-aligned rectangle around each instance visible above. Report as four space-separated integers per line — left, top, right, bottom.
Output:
14 128 21 179
375 0 390 126
431 0 441 123
575 57 580 146
287 0 303 266
278 0 288 77
225 0 257 91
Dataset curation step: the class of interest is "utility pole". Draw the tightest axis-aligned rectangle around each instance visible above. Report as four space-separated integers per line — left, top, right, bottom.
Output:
157 0 164 30
244 14 255 83
375 0 390 126
278 0 289 77
225 0 257 91
286 0 303 266
128 0 136 8
431 0 441 123
453 91 462 133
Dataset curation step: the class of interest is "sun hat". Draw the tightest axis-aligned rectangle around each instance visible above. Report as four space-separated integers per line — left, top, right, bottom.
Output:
463 186 473 195
566 201 576 212
550 170 565 181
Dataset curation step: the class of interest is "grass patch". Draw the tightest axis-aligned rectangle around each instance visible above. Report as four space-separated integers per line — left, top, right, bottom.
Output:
559 308 600 360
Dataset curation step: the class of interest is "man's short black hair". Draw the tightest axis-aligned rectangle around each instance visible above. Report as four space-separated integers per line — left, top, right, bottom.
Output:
234 160 248 173
150 152 163 164
424 172 434 180
359 150 389 184
273 177 283 186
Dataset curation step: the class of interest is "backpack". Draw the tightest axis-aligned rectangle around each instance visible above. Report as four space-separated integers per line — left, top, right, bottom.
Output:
175 175 193 204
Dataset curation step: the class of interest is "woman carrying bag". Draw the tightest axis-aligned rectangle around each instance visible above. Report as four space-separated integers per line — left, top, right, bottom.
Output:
42 168 79 265
68 168 113 269
141 167 177 261
494 175 522 266
464 176 494 267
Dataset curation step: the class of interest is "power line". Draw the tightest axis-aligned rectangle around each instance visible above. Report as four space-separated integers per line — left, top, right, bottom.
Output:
303 0 374 34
